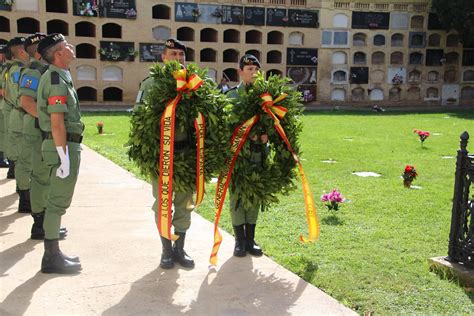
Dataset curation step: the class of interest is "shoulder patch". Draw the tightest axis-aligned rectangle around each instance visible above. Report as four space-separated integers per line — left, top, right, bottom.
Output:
20 75 39 91
51 71 60 85
12 71 20 83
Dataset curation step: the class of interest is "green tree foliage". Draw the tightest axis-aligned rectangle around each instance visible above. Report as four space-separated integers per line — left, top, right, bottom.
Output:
432 0 474 46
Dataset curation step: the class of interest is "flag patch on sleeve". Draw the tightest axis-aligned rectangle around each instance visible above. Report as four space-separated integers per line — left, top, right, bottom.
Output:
12 71 20 83
48 96 67 105
20 75 39 91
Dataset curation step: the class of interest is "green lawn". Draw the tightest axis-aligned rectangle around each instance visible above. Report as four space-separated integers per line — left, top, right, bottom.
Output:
82 110 474 315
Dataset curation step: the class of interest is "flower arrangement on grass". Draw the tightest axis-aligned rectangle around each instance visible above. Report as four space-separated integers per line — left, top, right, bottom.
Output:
321 189 346 211
402 165 417 187
413 129 430 147
96 121 104 134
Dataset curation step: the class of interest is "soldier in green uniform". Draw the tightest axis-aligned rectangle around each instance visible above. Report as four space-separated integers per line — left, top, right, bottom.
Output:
5 37 31 208
18 33 67 240
0 43 10 168
135 38 195 269
36 34 82 274
3 38 28 180
226 54 266 257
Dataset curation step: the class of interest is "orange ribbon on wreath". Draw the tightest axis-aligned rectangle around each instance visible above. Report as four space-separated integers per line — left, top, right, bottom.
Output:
260 92 319 243
157 68 205 241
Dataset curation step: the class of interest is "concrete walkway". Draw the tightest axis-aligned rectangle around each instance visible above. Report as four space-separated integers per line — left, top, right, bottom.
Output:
0 147 355 316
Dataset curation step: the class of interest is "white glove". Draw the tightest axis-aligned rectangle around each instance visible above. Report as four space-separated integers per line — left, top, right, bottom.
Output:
55 146 70 179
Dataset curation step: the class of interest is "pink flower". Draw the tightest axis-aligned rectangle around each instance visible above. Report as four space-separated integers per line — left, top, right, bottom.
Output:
321 189 346 211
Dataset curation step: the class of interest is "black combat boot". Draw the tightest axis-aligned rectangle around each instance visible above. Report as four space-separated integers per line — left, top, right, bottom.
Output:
172 232 195 268
245 223 263 257
232 225 247 257
6 160 15 179
41 239 82 274
0 152 8 168
18 190 32 213
160 236 174 269
31 212 68 241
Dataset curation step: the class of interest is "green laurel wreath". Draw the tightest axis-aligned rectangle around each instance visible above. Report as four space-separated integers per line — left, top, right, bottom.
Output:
229 71 304 209
127 61 230 192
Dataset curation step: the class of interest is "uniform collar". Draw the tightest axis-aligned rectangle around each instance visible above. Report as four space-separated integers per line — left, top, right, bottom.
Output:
49 64 72 84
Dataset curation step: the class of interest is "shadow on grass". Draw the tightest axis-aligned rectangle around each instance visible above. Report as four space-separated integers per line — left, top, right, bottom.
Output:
322 214 344 226
292 255 319 283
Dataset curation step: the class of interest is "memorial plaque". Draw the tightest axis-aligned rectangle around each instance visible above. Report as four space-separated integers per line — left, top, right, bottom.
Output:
297 85 317 103
73 0 99 17
286 67 317 85
102 0 137 19
139 43 165 62
350 67 369 84
0 2 12 11
287 9 319 28
196 4 222 24
221 5 244 25
99 41 136 61
175 2 199 22
287 48 318 65
352 12 390 29
426 49 444 66
244 7 265 26
266 8 287 27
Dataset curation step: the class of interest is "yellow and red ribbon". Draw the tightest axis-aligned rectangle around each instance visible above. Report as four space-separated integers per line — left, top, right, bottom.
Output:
209 115 260 266
157 68 205 241
209 91 320 265
260 92 320 243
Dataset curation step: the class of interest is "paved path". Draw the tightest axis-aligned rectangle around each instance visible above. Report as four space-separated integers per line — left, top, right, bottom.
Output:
0 147 355 315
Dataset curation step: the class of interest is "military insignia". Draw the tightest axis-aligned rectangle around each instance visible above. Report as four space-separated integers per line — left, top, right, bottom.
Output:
165 40 174 48
48 95 67 106
51 71 60 85
12 71 20 83
20 75 39 91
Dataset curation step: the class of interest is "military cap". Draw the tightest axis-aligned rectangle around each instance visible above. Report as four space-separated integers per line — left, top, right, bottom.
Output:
0 44 7 54
37 33 66 57
8 36 26 48
165 38 186 52
239 54 261 69
25 32 47 49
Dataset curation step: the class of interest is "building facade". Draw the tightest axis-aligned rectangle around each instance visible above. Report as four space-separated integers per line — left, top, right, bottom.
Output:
1 0 473 107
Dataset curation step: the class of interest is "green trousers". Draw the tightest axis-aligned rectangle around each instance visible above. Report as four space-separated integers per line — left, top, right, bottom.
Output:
229 143 265 226
42 141 81 240
9 108 29 189
151 176 194 233
2 102 12 158
0 103 4 153
229 191 260 226
26 134 50 213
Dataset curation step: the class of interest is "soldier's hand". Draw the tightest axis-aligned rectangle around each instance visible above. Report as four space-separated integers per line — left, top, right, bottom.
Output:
55 146 70 179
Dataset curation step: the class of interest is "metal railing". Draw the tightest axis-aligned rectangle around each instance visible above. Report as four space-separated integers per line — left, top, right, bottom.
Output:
447 131 474 268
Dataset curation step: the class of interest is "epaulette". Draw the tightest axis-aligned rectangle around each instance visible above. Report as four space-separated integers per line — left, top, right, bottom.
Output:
51 71 60 85
39 64 49 75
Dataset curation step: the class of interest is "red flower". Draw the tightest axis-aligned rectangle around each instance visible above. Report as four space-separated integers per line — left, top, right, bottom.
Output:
413 129 430 145
402 165 418 181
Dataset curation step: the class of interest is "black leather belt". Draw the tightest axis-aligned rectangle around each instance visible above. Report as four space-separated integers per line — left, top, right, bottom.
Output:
41 131 83 143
